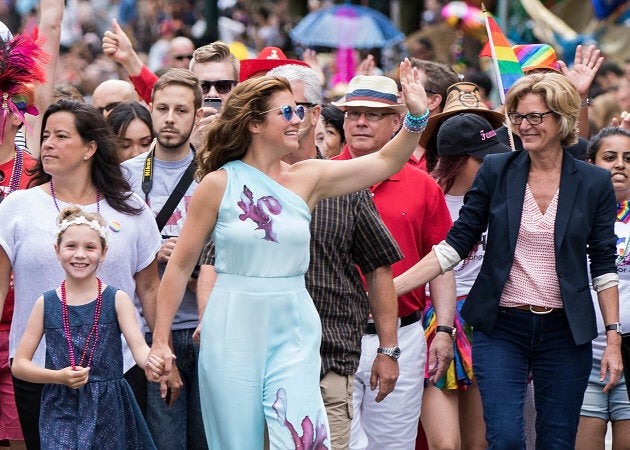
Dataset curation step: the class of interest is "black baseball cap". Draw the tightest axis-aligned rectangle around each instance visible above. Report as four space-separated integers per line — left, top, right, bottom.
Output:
437 113 511 159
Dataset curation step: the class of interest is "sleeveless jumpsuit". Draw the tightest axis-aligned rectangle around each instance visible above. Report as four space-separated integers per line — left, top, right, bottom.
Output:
198 160 330 449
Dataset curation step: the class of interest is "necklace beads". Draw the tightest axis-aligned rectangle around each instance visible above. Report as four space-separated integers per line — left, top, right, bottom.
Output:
0 146 23 202
50 179 101 214
61 277 103 370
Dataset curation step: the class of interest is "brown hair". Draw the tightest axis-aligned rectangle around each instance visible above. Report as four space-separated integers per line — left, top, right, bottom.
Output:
151 68 203 111
196 76 292 179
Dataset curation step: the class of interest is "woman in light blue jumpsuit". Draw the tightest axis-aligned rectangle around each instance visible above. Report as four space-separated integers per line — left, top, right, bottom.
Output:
148 65 429 449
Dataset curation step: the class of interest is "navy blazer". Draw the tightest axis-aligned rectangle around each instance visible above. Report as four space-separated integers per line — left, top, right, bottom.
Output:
448 149 617 345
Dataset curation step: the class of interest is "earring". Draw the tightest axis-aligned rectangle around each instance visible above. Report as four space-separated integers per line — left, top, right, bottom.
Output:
83 156 88 160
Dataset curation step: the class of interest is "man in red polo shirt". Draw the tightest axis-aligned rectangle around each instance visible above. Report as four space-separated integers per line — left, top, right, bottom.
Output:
333 75 456 450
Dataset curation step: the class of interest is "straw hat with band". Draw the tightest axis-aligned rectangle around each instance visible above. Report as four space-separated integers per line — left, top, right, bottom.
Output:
239 47 310 82
437 113 511 159
419 82 504 149
332 75 406 110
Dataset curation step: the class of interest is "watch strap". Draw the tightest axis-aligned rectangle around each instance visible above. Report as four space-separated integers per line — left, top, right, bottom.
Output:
605 322 622 333
436 325 456 340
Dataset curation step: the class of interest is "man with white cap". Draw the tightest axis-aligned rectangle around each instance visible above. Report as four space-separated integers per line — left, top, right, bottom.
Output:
333 75 456 450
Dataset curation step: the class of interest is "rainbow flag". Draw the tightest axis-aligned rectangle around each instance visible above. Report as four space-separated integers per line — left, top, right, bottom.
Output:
481 14 523 104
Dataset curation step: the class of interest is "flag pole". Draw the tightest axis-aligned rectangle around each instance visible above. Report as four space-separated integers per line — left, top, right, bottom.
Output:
482 2 516 150
482 3 505 105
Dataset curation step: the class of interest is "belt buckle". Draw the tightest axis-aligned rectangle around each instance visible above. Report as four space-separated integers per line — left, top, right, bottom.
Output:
529 305 554 315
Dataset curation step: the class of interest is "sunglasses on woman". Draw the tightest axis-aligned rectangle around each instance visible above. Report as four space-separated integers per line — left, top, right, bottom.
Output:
201 80 236 95
263 105 306 122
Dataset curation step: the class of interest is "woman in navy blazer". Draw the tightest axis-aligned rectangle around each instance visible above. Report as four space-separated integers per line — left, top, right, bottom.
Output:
396 72 623 449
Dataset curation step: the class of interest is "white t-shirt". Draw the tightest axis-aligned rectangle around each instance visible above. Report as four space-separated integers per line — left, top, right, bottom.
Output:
446 194 487 297
591 218 630 362
0 186 161 369
122 150 200 330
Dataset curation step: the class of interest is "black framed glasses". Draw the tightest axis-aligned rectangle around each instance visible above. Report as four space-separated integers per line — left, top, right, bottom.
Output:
344 111 396 122
173 54 193 61
263 105 306 122
97 102 121 114
508 110 554 125
296 101 317 108
201 80 236 95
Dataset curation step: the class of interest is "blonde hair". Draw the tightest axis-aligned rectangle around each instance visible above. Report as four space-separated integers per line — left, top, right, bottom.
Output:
190 41 239 81
56 205 108 248
505 72 580 147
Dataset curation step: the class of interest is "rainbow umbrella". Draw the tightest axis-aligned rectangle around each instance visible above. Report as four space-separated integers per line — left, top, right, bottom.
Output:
289 3 404 49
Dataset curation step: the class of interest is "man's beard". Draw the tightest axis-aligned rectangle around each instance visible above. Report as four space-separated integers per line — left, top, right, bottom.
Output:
156 127 192 150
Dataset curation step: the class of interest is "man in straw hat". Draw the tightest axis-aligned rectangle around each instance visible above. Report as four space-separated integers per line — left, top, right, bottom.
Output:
333 74 456 450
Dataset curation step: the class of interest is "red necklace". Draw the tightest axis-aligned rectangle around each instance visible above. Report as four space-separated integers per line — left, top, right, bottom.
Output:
61 278 103 370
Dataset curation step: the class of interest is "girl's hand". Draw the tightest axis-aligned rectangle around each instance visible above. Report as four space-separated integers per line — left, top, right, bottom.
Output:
399 58 427 117
145 354 165 381
59 366 90 389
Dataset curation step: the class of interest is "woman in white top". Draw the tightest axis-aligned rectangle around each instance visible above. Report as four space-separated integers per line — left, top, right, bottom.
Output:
0 100 161 449
576 126 630 450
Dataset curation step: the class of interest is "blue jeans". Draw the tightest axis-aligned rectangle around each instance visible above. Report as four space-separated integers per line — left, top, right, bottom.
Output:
473 307 591 450
145 329 208 450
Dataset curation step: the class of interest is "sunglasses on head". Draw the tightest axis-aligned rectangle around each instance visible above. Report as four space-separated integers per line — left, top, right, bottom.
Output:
173 54 193 61
201 80 236 95
263 105 306 122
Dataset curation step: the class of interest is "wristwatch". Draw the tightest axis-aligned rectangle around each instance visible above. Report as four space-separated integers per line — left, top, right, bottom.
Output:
605 322 622 334
436 325 456 341
377 346 401 361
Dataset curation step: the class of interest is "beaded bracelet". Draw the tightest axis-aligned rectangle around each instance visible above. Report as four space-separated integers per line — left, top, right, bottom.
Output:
403 108 430 134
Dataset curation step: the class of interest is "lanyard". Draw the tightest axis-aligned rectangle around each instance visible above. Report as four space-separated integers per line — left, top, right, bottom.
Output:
141 141 196 204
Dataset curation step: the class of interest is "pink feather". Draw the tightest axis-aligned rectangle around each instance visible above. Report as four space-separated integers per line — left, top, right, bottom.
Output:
0 27 49 95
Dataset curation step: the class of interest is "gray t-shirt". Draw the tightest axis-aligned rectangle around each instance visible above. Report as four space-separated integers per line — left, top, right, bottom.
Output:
122 149 200 331
0 187 161 369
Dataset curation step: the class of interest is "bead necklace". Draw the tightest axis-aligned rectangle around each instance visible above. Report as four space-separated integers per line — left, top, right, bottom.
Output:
0 146 23 201
61 277 103 370
49 179 100 214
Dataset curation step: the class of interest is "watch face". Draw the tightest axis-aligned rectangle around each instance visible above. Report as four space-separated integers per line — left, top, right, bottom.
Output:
378 346 401 360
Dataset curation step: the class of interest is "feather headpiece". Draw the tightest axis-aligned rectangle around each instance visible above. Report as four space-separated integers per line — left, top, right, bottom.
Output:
0 27 49 143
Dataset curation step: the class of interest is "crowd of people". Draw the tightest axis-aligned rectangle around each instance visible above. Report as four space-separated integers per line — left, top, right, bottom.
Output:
1 1 630 450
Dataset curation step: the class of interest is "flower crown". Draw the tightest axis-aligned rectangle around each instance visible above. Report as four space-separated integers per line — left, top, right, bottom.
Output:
57 216 109 244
